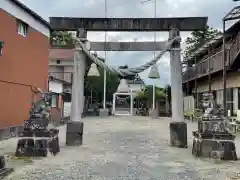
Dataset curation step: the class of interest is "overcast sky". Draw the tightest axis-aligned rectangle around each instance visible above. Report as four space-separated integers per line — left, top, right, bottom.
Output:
20 0 238 87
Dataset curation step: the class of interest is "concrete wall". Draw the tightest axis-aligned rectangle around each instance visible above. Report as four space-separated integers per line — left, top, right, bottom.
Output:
49 65 73 83
49 60 73 66
49 66 64 80
64 66 73 83
64 102 71 117
49 81 63 94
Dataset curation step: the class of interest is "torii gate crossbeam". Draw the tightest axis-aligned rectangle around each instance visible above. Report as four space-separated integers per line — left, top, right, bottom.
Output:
90 41 168 51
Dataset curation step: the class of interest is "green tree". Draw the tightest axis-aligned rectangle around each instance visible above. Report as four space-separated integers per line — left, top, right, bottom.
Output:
50 31 73 47
145 85 165 102
84 66 120 104
184 25 221 58
164 84 171 104
135 85 166 107
135 91 147 99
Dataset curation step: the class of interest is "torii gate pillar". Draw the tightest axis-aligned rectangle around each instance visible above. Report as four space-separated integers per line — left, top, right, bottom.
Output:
66 29 87 146
169 28 187 148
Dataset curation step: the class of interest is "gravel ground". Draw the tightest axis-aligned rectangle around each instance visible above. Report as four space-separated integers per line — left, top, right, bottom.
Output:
2 116 240 180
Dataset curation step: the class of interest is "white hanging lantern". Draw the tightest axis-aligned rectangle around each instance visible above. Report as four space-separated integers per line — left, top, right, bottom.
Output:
88 63 100 77
148 64 160 79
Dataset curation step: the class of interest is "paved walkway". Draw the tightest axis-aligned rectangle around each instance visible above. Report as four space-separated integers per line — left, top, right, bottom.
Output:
2 117 240 179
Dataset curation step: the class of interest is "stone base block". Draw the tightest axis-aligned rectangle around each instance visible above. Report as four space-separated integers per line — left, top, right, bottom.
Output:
150 109 158 118
66 133 83 146
0 156 5 169
0 156 13 178
170 121 187 148
0 168 14 178
34 139 48 157
15 137 60 157
66 121 84 146
15 138 35 157
192 138 237 160
99 108 109 117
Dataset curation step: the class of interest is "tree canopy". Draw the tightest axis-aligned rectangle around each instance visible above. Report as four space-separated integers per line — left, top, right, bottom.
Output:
164 84 171 103
84 68 120 103
183 25 221 59
135 85 166 103
50 31 74 47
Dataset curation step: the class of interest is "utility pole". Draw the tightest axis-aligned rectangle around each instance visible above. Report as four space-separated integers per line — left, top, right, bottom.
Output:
141 0 157 110
103 0 107 109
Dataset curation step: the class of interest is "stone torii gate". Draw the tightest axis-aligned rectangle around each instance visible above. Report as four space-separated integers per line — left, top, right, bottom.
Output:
50 17 207 147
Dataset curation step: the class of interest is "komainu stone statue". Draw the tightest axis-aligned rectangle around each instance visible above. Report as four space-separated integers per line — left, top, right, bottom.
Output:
192 92 237 161
16 88 60 157
24 88 52 130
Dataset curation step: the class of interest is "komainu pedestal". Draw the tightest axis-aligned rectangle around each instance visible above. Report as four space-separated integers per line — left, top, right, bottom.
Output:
170 122 187 148
192 93 237 161
16 129 60 157
15 89 60 157
66 121 84 146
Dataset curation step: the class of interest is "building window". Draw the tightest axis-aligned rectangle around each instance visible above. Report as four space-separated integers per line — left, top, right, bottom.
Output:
17 20 28 37
51 94 58 108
